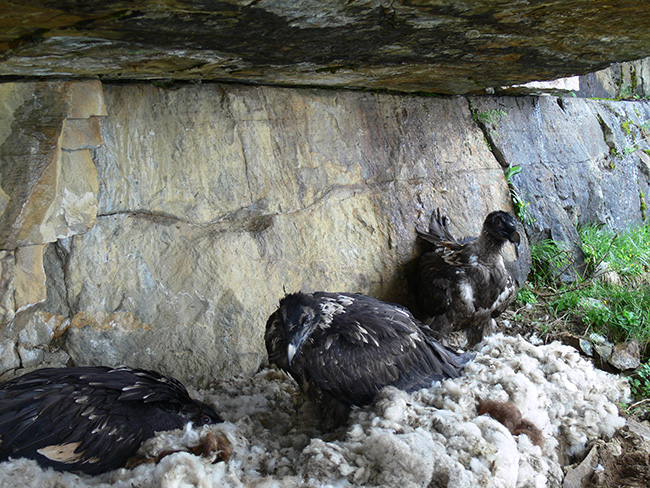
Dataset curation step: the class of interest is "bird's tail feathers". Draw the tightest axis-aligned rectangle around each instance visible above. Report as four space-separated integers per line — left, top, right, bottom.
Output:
428 208 456 241
417 208 457 246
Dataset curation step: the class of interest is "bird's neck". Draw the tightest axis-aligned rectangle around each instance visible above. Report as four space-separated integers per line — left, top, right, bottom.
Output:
474 230 506 261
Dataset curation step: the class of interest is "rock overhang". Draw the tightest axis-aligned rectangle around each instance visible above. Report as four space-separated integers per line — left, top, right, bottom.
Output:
1 1 650 94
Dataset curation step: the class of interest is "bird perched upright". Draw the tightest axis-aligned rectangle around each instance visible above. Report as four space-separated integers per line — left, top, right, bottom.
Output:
0 366 223 474
415 209 520 347
265 291 474 427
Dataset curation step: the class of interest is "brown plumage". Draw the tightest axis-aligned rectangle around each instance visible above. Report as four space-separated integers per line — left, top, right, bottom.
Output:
415 209 520 346
265 291 474 427
478 399 544 447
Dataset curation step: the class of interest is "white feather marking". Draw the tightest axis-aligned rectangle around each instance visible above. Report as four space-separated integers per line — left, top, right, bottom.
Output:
37 442 85 463
468 255 479 266
395 308 409 317
459 281 474 305
337 295 355 306
81 406 95 417
492 283 515 310
319 300 346 328
288 344 297 364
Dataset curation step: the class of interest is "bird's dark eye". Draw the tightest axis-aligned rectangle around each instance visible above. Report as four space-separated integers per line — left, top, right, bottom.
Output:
201 414 212 425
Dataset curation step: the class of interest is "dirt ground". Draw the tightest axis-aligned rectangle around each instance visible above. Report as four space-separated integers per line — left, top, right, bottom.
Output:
495 306 650 488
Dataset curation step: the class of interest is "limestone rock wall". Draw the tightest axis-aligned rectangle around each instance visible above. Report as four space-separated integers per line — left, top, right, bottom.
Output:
0 81 105 360
62 84 514 387
0 79 649 387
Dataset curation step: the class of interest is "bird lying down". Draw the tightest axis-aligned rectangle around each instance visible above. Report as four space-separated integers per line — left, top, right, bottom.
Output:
265 291 474 427
0 366 224 475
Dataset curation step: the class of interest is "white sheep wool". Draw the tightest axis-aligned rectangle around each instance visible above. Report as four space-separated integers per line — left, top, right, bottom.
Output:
0 334 630 488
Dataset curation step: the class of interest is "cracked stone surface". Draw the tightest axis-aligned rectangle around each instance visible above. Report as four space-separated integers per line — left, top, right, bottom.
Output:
1 80 649 386
470 96 650 242
1 1 650 94
0 80 105 251
60 83 517 386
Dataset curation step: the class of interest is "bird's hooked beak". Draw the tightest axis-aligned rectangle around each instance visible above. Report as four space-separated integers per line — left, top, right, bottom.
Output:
287 343 298 365
287 324 312 366
509 230 521 245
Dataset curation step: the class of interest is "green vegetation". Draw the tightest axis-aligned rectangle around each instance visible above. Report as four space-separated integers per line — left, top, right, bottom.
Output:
621 120 634 137
504 166 534 225
521 224 650 415
473 108 507 125
629 363 650 414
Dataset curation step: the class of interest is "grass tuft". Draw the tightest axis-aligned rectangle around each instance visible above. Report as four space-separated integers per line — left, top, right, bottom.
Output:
521 224 650 415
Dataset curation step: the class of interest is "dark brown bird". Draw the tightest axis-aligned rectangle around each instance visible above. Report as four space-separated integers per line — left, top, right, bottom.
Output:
0 366 223 474
415 209 520 347
265 291 474 427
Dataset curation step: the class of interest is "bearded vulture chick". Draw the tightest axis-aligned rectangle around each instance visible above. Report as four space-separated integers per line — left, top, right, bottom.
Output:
415 209 520 347
265 291 474 427
0 366 223 474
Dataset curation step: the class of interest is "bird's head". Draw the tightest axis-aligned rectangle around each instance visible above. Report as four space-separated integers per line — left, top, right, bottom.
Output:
178 401 224 426
278 292 319 366
483 211 520 245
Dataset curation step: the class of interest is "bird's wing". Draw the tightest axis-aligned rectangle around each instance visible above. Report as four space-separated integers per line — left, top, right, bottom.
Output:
0 367 194 473
416 252 458 316
0 380 147 473
299 295 466 407
101 366 192 404
265 310 289 371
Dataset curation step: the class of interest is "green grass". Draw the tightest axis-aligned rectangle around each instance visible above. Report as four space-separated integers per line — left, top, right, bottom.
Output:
521 224 650 414
630 363 650 399
522 224 650 344
527 238 573 286
550 282 650 344
473 108 507 125
580 224 650 276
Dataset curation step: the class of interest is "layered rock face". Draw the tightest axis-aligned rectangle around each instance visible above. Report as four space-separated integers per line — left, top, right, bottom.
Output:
64 85 515 386
472 96 650 242
0 81 104 340
0 78 649 386
1 1 650 94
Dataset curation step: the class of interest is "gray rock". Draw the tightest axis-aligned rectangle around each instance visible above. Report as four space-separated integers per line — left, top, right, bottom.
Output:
609 341 641 372
470 96 650 272
1 3 650 94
